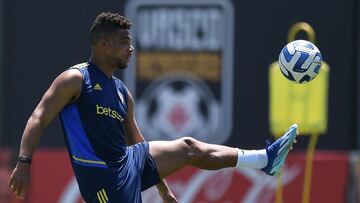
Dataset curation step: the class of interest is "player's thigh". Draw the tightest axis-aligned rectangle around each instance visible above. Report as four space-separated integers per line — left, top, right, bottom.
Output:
149 137 202 179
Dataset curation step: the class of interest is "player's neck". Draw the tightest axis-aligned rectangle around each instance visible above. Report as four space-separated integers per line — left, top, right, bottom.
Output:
89 55 115 79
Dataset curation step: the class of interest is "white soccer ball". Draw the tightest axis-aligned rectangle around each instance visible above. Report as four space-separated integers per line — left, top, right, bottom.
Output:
278 40 322 84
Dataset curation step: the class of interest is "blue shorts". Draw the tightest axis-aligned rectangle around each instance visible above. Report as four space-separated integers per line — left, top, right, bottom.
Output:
71 142 161 203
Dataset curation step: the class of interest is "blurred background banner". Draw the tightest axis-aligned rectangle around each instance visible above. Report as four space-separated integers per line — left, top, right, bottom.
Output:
0 0 359 202
0 0 356 149
1 149 350 203
124 0 234 144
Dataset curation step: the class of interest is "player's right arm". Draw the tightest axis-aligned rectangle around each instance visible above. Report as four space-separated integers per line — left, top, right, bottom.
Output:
8 69 82 200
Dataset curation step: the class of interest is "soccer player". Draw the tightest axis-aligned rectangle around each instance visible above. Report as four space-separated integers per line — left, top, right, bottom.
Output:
9 12 297 203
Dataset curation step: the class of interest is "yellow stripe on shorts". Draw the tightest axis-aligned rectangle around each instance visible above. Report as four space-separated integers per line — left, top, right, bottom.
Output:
97 192 103 203
97 188 108 203
102 189 109 201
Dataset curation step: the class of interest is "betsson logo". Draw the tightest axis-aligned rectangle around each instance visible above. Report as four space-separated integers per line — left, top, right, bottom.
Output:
96 104 124 122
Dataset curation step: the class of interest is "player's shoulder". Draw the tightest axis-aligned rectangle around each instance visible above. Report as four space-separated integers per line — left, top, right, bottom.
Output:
68 62 89 77
55 63 86 85
69 62 89 70
112 76 127 88
112 76 131 99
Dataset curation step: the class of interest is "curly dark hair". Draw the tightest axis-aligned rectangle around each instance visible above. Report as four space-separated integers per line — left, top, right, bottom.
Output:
90 12 132 45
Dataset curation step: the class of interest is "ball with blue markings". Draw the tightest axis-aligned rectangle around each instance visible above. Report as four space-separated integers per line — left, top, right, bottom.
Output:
279 40 322 84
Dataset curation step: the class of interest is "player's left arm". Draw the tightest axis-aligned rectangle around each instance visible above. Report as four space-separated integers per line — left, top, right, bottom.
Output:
124 90 177 202
123 90 145 145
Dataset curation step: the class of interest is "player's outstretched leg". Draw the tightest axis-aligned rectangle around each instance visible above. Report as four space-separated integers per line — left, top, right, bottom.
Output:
149 137 239 179
148 124 298 179
261 124 298 176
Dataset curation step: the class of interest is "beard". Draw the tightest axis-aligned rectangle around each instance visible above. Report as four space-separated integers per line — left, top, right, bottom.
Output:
115 59 128 70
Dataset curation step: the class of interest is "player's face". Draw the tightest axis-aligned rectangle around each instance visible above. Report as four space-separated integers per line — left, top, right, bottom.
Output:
107 29 134 69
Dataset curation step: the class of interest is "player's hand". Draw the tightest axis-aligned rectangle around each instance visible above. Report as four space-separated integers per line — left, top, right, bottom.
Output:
160 191 178 203
8 162 31 200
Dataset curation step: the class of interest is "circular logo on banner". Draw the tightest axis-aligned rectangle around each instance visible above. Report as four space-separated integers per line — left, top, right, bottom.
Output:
137 75 220 142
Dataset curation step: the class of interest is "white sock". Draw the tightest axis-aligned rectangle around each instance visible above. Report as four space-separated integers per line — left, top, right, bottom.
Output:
236 149 268 169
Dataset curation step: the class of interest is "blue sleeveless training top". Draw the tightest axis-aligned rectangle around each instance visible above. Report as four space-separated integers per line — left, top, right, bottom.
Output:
60 62 128 167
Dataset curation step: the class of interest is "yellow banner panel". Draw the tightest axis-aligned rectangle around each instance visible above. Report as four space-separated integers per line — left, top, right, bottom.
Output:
269 62 329 137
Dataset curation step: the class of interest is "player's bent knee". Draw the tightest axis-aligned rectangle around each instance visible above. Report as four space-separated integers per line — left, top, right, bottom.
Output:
180 136 198 146
179 137 206 163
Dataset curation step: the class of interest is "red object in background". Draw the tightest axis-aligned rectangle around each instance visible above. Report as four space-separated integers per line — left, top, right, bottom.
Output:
29 150 83 203
0 149 21 203
2 150 350 203
143 151 349 203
